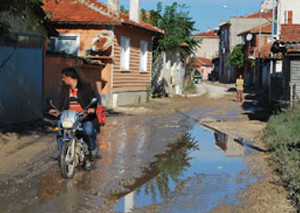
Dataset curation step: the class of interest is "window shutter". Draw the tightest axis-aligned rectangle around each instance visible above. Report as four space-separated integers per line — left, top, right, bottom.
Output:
140 40 148 72
121 36 130 70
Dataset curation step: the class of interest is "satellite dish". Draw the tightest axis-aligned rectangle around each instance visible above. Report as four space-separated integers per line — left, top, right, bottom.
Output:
246 33 253 41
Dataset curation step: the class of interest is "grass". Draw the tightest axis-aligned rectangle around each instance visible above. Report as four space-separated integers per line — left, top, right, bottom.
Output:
184 83 196 93
263 103 300 209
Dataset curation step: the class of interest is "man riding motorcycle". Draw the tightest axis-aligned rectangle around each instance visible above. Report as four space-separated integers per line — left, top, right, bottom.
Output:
49 67 100 159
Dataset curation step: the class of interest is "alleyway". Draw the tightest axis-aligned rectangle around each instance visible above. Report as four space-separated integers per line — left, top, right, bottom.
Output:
0 82 295 212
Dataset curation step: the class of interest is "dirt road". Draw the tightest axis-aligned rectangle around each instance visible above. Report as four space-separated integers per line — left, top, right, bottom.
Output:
0 82 295 212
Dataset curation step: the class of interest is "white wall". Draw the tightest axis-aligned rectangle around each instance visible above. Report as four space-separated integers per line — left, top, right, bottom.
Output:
194 38 219 60
277 0 300 35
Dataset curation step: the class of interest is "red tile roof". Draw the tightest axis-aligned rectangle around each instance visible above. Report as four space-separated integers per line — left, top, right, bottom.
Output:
279 24 300 42
238 22 272 36
193 31 218 38
192 57 213 67
42 0 163 33
240 10 272 19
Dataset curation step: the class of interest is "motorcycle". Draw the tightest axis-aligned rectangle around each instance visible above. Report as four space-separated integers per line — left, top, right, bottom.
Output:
50 98 98 179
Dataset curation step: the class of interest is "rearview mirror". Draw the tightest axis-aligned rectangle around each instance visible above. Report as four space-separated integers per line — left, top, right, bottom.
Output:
86 98 98 109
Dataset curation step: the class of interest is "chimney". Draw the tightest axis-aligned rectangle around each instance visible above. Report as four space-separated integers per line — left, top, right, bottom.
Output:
108 0 119 16
288 10 293 24
207 27 211 32
129 0 140 23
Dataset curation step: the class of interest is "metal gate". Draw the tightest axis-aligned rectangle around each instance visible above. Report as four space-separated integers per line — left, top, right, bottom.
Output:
290 57 300 103
0 34 43 126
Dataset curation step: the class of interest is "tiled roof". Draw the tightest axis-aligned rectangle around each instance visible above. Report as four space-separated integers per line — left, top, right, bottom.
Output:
238 22 272 36
42 0 163 33
193 31 218 38
43 0 119 24
240 10 272 19
192 57 213 67
279 24 300 42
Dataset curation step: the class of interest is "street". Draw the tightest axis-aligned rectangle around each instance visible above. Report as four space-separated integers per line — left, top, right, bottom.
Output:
0 83 295 213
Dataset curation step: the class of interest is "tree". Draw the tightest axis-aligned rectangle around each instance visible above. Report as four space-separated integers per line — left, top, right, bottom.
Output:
228 44 245 69
150 2 199 59
0 0 50 36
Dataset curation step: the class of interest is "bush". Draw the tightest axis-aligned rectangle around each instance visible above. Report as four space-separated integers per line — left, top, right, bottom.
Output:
184 82 196 93
263 104 300 208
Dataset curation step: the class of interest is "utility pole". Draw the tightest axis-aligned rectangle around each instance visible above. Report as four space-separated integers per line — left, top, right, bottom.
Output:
258 1 263 90
269 0 276 102
259 2 263 59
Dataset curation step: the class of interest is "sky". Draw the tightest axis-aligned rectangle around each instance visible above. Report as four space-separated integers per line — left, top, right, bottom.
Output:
111 0 265 34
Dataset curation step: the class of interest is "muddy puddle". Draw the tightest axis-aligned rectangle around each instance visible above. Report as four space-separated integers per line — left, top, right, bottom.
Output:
0 124 258 213
107 125 256 212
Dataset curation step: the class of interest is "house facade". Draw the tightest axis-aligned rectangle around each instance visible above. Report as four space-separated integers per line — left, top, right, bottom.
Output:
218 11 272 83
238 23 272 89
276 0 300 36
272 24 300 103
192 57 213 81
192 30 219 60
43 0 163 108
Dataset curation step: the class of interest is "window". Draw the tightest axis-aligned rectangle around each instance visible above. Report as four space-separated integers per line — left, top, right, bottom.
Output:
140 40 148 72
47 34 80 56
121 36 130 71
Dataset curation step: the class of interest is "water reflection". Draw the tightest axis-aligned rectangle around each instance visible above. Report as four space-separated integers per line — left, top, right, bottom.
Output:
214 131 245 157
112 133 198 212
112 125 252 213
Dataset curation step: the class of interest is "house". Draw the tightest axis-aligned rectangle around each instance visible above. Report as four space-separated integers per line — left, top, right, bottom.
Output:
192 30 219 60
0 4 57 126
192 57 213 81
43 0 163 107
238 23 272 89
275 0 300 37
218 10 272 83
272 24 300 103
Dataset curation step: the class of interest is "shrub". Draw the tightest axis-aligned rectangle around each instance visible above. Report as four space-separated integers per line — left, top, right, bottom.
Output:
263 104 300 208
184 82 196 93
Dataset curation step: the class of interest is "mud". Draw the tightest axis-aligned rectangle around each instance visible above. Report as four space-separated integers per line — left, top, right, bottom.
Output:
0 82 296 212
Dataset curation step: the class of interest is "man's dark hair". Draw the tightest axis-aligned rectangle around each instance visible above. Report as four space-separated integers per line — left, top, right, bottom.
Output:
61 67 80 79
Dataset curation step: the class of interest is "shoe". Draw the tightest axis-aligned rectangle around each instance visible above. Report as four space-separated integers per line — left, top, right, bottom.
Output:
84 159 92 171
91 147 101 159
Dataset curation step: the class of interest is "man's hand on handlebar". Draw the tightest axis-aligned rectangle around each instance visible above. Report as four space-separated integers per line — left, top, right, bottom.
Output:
49 109 58 116
87 108 95 114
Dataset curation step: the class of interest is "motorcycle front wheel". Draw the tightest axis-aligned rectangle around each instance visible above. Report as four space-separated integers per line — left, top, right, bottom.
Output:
60 140 76 179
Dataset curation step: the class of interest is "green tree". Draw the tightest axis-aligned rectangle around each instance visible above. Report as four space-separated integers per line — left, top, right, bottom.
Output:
0 0 49 36
228 44 245 69
150 2 199 59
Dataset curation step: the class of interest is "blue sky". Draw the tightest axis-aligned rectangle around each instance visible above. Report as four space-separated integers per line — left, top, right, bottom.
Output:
113 0 264 34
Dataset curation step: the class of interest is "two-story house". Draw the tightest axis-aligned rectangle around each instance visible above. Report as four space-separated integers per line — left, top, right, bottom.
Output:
218 10 272 83
43 0 163 108
238 23 272 89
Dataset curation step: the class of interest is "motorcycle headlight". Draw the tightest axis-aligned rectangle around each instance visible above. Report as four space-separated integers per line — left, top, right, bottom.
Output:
62 120 74 128
60 110 78 128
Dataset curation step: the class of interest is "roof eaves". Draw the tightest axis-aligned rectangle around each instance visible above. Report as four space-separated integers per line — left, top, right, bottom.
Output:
121 22 164 34
53 21 121 26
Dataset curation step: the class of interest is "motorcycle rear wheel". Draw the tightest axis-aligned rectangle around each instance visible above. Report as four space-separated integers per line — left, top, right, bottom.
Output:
60 141 76 179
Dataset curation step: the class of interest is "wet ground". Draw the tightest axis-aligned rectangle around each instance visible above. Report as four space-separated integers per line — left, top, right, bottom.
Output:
113 126 255 213
0 83 295 213
0 113 257 212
